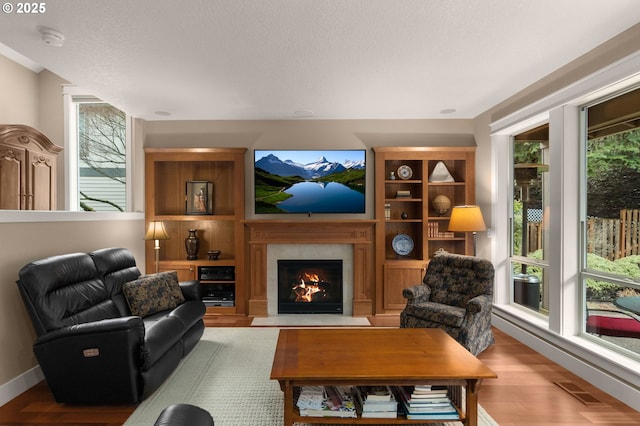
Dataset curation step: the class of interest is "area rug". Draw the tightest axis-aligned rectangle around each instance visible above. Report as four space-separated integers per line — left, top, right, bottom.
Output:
124 328 498 426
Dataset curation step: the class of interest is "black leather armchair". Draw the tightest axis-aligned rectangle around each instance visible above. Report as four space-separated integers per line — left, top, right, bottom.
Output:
16 247 206 404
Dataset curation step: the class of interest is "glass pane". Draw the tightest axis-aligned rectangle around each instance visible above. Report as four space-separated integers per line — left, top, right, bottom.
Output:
584 87 640 277
512 125 549 263
512 261 545 313
511 124 549 315
583 86 640 356
77 103 127 212
586 282 640 356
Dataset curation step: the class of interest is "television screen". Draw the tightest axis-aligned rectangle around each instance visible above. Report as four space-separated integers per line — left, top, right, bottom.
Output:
254 149 366 214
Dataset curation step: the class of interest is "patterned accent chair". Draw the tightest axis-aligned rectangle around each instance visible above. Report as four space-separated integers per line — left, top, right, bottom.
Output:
400 253 495 355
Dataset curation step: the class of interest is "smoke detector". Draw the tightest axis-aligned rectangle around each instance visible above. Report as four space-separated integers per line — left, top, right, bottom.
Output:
38 26 65 47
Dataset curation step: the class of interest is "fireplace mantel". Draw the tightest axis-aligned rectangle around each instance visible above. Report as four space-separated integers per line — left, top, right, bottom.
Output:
245 220 376 316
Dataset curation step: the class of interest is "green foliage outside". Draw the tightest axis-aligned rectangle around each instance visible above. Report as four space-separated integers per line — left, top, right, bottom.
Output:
585 128 640 293
587 130 640 177
585 254 640 301
512 200 523 257
513 141 543 164
515 250 640 302
587 129 640 218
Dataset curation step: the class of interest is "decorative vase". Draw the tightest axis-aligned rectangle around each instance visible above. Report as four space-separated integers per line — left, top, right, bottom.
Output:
432 194 452 216
185 229 200 260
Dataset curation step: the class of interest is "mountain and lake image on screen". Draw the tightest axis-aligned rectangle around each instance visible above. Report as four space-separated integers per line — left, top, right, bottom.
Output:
254 150 366 214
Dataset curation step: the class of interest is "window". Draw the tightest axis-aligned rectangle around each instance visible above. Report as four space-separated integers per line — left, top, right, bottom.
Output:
511 124 550 315
64 89 131 212
492 53 640 409
582 86 640 355
77 103 127 211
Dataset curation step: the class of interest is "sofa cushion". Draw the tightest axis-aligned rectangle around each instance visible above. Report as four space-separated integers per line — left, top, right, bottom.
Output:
402 302 465 327
90 248 142 316
123 271 185 318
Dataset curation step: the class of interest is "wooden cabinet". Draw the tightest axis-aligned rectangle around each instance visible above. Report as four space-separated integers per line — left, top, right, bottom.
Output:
144 148 246 315
373 146 475 314
383 261 426 310
0 125 62 210
158 261 197 282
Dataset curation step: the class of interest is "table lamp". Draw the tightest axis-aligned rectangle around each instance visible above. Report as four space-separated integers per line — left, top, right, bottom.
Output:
144 221 170 273
448 205 486 256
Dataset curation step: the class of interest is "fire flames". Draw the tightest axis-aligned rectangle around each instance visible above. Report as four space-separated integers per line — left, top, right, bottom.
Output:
292 272 324 302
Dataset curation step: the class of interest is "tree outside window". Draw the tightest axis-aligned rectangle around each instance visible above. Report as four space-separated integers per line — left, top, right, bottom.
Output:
77 103 126 212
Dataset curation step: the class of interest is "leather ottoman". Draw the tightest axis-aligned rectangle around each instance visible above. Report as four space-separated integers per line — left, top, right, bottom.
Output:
154 404 214 426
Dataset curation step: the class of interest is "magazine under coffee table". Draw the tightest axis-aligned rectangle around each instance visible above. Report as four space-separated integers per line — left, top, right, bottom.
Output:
270 328 497 425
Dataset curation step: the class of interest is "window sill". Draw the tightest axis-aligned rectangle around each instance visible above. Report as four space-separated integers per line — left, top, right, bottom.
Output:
0 210 144 223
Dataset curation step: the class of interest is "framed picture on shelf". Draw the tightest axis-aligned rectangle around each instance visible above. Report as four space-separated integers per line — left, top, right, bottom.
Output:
185 181 213 215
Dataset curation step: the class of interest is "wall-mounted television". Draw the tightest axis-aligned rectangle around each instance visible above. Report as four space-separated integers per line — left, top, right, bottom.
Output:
254 149 366 214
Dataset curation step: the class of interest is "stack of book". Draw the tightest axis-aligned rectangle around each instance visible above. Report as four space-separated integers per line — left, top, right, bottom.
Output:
427 222 455 238
394 385 460 421
296 386 357 418
352 386 398 419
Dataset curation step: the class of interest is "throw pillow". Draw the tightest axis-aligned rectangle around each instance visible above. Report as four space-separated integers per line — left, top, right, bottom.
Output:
122 270 185 317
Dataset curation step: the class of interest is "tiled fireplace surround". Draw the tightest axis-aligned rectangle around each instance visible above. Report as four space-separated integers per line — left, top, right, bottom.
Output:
246 221 375 317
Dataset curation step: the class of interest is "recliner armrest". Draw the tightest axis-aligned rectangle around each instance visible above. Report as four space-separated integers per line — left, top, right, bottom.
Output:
32 316 146 404
35 316 144 345
402 284 431 304
179 280 202 301
466 294 493 314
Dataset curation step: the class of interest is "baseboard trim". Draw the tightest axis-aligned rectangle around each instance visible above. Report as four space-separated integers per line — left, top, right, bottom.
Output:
0 365 43 407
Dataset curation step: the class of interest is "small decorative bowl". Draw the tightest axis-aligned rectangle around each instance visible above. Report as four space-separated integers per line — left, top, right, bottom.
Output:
207 250 221 260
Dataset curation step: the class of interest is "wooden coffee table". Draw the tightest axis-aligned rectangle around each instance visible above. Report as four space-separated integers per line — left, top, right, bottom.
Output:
270 328 497 425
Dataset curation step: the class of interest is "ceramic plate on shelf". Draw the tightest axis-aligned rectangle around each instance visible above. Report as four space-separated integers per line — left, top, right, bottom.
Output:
397 164 413 180
392 233 414 256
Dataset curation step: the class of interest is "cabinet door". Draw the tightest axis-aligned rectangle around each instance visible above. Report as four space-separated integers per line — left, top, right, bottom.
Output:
27 150 56 210
0 147 26 209
383 263 426 310
159 262 197 281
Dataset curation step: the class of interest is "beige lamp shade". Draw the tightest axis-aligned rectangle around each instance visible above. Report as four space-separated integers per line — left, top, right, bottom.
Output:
144 221 170 240
448 205 486 232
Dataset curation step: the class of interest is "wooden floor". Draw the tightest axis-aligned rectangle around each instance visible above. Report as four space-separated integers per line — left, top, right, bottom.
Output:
1 315 639 425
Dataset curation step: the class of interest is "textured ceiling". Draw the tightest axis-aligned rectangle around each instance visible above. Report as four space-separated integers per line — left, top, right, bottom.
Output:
1 0 639 121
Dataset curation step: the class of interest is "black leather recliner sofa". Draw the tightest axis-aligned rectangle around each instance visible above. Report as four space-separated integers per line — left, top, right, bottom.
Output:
16 247 206 404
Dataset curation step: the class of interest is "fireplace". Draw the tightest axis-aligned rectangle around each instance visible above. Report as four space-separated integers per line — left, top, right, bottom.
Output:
277 259 343 314
246 221 375 317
